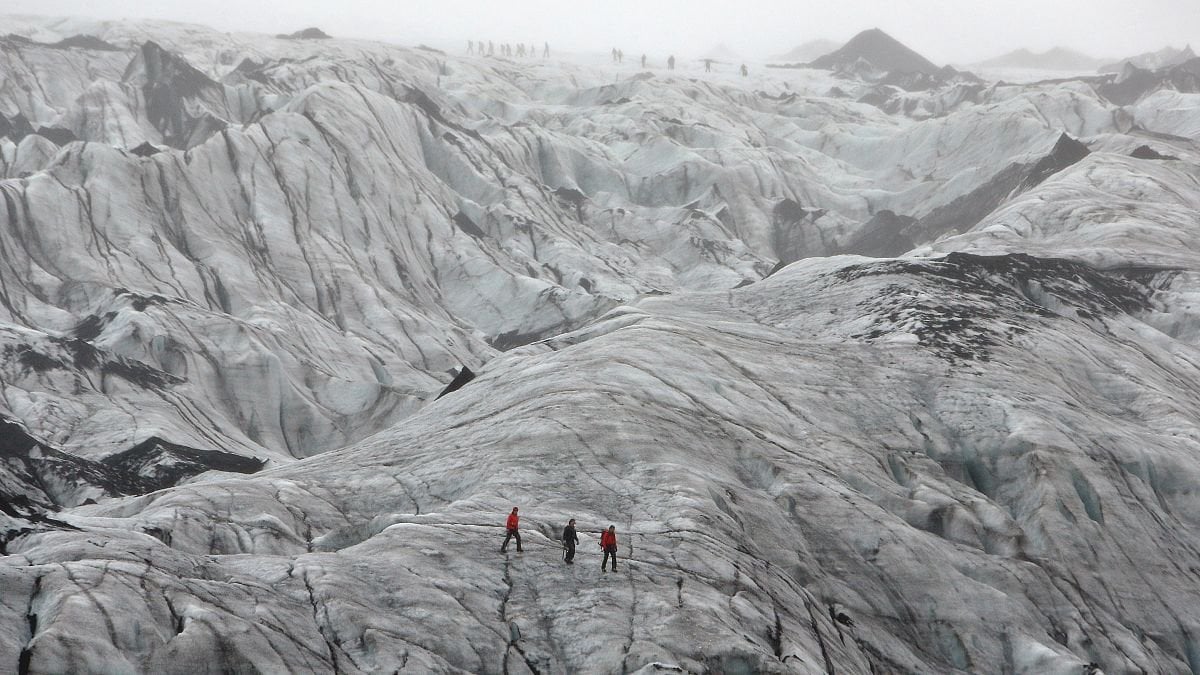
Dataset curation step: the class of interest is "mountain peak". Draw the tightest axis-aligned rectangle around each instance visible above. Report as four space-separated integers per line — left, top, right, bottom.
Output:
975 46 1105 71
810 28 941 75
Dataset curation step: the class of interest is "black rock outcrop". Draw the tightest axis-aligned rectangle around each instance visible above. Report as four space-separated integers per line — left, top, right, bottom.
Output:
51 34 121 51
1130 145 1178 160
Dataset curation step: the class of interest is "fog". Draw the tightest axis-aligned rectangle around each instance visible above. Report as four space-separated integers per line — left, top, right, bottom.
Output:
4 0 1199 63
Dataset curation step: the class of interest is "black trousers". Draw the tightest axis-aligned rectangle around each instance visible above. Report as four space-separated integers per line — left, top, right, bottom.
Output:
602 548 617 570
501 529 522 552
563 542 576 562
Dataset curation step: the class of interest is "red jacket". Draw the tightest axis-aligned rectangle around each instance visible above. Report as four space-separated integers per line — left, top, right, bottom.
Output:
600 530 617 550
506 513 519 531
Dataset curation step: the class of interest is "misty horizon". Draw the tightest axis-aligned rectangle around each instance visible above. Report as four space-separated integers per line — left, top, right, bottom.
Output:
3 0 1198 65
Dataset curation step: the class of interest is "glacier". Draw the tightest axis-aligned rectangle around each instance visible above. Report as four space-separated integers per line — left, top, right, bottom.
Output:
1 14 1200 674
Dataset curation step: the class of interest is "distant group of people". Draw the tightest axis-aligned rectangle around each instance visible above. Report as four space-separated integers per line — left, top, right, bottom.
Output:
464 41 748 76
469 40 549 58
702 59 750 76
500 507 621 572
609 49 749 76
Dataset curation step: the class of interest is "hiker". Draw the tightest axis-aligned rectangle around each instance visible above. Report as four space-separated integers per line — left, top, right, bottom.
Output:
641 54 646 68
500 507 523 553
488 41 494 56
617 49 624 63
517 43 526 58
600 525 618 571
704 58 713 73
544 41 550 58
740 63 748 77
468 40 474 55
612 47 618 63
667 54 675 70
562 519 579 563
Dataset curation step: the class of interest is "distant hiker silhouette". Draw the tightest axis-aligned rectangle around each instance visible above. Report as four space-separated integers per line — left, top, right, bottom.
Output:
612 47 618 63
517 43 526 58
641 54 646 68
667 54 675 70
600 525 618 571
740 63 748 76
618 49 624 63
467 40 474 55
544 41 550 58
704 58 713 73
562 519 579 563
500 507 523 553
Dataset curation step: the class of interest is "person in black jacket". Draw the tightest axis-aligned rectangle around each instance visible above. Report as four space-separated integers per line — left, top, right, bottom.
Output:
562 519 579 563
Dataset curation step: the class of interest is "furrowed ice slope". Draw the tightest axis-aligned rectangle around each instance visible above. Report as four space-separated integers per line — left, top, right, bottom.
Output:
1 21 1191 473
6 251 1200 673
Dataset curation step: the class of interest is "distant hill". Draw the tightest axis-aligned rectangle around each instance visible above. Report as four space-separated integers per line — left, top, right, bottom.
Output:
1100 45 1196 73
276 27 331 40
810 28 940 75
772 39 841 63
700 43 742 61
974 47 1106 71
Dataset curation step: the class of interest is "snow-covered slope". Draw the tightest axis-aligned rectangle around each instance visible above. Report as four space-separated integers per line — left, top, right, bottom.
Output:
3 14 1200 675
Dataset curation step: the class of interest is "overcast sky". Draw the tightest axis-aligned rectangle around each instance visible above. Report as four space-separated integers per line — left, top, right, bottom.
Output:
5 0 1198 63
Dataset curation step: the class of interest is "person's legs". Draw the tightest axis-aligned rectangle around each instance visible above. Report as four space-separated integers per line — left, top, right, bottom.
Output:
565 544 575 563
501 531 513 552
515 531 523 552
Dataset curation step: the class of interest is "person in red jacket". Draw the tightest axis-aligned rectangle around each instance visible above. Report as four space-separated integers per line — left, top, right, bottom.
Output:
500 507 523 553
600 525 618 571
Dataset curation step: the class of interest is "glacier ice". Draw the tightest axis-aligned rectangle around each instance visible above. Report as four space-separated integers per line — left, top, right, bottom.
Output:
1 14 1200 674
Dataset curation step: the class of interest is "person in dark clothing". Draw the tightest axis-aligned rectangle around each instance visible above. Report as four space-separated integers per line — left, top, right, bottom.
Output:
600 525 618 571
641 54 646 68
704 58 713 73
544 41 550 58
740 63 748 77
562 518 579 563
667 55 675 70
500 507 523 552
